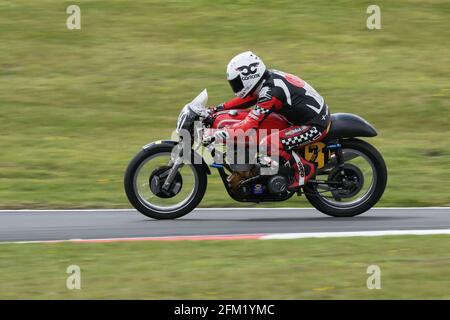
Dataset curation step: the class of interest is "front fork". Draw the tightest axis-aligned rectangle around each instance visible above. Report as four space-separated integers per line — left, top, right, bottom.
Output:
162 141 184 191
162 131 205 191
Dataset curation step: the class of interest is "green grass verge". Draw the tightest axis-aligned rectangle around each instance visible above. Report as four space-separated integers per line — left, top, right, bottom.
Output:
0 235 449 299
0 0 449 208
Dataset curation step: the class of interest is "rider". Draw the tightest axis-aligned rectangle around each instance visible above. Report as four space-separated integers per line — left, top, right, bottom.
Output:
211 51 331 191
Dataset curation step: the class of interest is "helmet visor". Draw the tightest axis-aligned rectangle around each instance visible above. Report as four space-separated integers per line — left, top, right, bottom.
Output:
228 75 244 95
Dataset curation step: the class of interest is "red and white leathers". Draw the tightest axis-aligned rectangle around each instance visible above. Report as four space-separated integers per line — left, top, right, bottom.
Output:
219 70 331 190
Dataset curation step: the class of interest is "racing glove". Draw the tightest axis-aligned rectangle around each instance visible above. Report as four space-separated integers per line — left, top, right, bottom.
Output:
208 103 225 114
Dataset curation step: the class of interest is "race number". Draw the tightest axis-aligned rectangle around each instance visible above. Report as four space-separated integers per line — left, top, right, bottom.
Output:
304 142 329 169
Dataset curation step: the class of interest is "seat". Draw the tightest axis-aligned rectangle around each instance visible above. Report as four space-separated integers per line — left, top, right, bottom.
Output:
325 113 377 141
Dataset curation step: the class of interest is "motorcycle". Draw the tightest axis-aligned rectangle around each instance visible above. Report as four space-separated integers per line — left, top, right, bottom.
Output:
124 89 387 219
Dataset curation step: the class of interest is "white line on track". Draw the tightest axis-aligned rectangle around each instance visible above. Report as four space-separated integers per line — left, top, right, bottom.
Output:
260 229 450 240
2 229 449 244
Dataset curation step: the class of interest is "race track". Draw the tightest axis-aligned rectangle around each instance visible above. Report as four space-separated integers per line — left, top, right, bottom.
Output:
0 208 449 242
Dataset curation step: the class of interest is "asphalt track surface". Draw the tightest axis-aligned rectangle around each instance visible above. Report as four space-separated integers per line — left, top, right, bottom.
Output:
0 208 449 242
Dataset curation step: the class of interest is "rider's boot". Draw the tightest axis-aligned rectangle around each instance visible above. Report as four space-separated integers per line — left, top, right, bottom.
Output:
287 152 316 191
257 155 279 175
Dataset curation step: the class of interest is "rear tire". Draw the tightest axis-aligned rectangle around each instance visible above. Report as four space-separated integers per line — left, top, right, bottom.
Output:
124 145 207 219
304 138 387 217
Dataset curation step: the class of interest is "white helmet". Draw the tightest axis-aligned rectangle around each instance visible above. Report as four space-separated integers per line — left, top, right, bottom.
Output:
226 51 267 98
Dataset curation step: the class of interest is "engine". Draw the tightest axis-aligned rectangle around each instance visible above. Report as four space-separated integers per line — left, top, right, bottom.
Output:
227 167 288 197
266 175 288 194
227 165 256 193
225 147 291 198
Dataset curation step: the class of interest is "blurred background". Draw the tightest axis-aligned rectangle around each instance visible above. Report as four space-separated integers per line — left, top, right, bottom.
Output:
1 0 449 301
0 0 449 208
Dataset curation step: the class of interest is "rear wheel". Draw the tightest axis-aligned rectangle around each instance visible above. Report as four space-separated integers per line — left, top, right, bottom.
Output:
124 144 207 219
304 138 387 217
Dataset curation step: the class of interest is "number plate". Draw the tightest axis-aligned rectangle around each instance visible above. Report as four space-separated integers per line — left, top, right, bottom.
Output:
301 142 330 169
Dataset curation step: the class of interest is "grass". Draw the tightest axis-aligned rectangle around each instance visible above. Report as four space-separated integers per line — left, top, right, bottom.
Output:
0 0 449 208
0 235 449 299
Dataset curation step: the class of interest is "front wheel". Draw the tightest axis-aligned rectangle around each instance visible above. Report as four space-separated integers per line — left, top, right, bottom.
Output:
304 138 387 217
124 144 207 219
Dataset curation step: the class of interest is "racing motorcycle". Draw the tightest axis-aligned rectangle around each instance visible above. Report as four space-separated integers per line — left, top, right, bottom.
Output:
124 90 387 219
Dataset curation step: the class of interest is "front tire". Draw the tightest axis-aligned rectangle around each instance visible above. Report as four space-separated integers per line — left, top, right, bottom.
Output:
124 145 207 219
305 138 387 217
